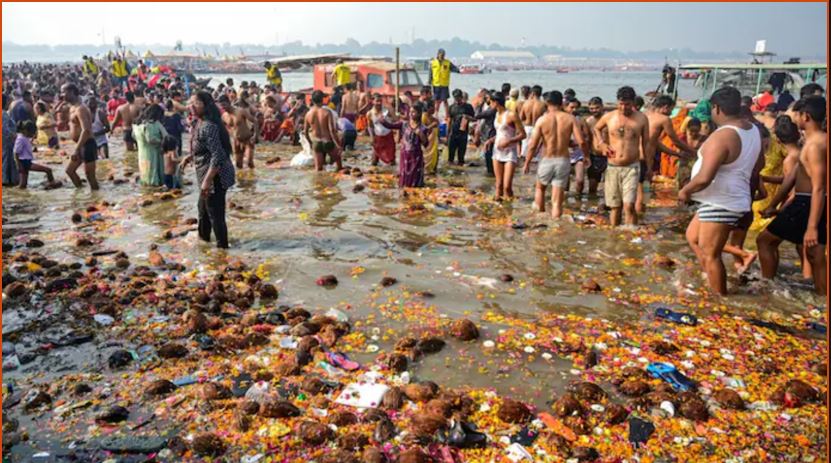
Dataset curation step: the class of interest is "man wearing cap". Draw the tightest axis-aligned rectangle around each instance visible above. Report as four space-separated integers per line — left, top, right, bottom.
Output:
428 49 459 119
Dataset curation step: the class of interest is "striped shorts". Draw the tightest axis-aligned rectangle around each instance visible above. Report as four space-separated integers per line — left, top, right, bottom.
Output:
697 204 748 226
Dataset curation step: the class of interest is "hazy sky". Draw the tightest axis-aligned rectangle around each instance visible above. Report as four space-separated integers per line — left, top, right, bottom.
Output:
2 2 827 55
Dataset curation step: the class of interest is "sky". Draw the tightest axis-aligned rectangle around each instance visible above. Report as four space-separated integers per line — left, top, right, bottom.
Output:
2 2 827 55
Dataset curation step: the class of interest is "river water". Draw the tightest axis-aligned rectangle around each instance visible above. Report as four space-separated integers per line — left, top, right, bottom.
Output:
198 70 702 102
2 121 825 461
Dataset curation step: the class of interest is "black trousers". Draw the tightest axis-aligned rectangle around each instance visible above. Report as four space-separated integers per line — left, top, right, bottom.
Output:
198 179 229 248
484 145 494 176
448 133 469 165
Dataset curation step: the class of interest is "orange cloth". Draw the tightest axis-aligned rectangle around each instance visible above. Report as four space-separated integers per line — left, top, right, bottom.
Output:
356 114 368 132
280 118 295 133
659 107 688 178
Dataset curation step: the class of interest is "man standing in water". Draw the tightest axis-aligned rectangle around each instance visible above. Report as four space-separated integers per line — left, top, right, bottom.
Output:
112 91 142 151
585 97 607 196
304 90 342 171
593 86 649 226
340 82 360 123
642 95 695 213
63 83 98 190
519 85 546 160
523 90 588 218
428 49 458 119
679 87 763 295
758 96 827 295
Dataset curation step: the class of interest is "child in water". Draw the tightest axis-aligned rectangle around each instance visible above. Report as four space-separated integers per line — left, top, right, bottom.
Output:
162 135 182 190
14 120 55 189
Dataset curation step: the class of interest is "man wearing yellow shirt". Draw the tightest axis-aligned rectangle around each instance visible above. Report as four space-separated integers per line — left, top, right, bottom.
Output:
82 55 98 76
331 59 351 88
264 61 283 93
427 48 459 118
111 56 129 89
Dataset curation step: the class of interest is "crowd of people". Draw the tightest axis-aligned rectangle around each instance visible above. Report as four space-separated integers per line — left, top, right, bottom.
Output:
1 52 827 296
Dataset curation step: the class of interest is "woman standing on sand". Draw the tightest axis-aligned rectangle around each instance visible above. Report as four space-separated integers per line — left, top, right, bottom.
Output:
180 91 236 249
134 103 168 187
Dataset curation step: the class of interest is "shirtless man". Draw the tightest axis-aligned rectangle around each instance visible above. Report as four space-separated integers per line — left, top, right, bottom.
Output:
593 86 649 226
519 85 546 160
229 98 259 168
584 97 607 196
112 91 142 151
340 82 360 123
759 96 827 295
62 83 98 190
565 98 591 196
523 91 588 218
304 90 342 171
643 95 695 212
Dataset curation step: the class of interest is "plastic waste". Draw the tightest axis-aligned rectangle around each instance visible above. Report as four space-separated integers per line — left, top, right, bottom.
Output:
334 382 389 409
290 137 314 168
92 313 115 326
504 442 534 461
628 416 655 448
510 426 539 446
244 381 270 402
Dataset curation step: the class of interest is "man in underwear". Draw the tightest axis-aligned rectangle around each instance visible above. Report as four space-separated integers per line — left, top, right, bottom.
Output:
518 85 546 161
111 91 141 151
593 86 649 226
304 90 342 171
758 96 827 295
230 98 259 169
523 90 588 218
564 97 591 196
62 83 98 190
87 97 111 160
642 95 696 213
585 97 607 197
340 82 360 123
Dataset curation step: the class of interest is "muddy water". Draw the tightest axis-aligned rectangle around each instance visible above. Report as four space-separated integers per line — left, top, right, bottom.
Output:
1 134 822 460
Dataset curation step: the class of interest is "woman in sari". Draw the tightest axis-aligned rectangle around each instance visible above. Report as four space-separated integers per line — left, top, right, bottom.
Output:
422 100 440 175
382 103 429 188
134 104 168 186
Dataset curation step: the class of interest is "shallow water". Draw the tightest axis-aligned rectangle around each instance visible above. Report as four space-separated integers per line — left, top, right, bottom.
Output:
2 134 823 460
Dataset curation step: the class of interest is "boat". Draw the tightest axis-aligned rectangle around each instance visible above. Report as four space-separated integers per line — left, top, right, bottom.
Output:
676 62 826 100
266 54 423 106
459 64 490 75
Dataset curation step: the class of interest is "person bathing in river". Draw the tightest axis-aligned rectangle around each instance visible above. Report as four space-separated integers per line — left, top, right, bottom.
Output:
679 87 764 295
487 91 526 201
593 86 649 226
14 120 55 189
304 90 343 172
758 96 827 295
381 102 429 188
524 90 588 218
